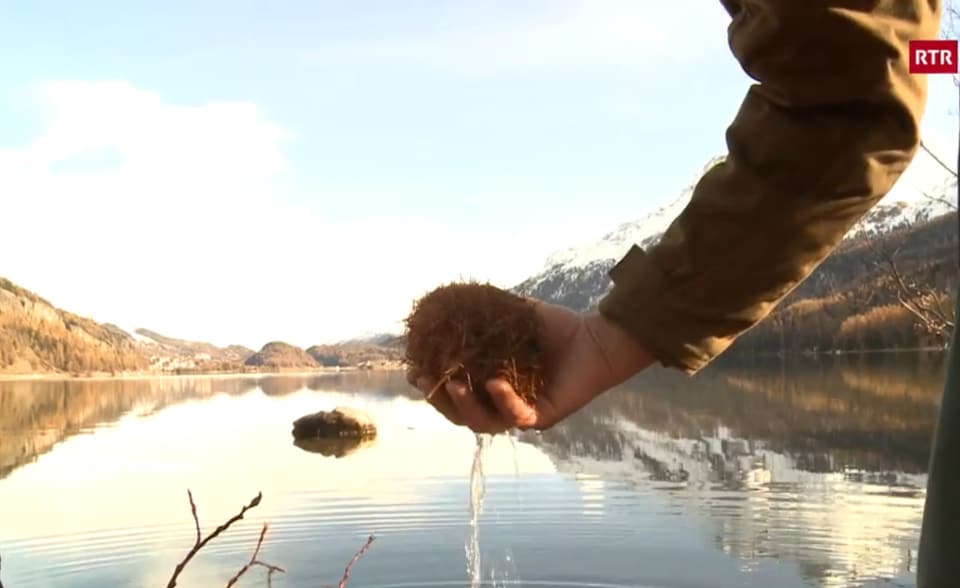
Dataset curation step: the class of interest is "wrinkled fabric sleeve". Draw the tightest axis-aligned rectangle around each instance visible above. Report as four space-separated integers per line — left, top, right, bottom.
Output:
598 0 941 374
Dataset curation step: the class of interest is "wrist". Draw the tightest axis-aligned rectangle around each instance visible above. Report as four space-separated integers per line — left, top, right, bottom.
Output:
582 310 655 386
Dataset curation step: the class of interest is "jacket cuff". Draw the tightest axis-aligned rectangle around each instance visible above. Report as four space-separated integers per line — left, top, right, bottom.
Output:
598 245 716 375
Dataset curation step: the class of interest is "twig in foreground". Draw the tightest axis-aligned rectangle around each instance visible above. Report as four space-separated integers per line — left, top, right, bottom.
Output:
225 523 286 587
324 535 376 588
166 490 265 588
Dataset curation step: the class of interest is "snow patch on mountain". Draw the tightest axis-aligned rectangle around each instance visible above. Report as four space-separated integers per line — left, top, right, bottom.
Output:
516 148 957 308
540 155 726 272
123 326 156 345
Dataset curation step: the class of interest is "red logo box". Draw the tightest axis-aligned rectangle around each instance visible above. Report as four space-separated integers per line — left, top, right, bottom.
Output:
909 39 958 74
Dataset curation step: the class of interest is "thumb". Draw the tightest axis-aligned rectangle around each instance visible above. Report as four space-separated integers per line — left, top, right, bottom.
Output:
485 379 540 430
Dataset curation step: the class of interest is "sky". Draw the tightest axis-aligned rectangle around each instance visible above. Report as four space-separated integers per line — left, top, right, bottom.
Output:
0 1 958 350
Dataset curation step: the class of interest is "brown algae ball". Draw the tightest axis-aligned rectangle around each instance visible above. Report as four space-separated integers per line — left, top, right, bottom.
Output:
403 282 548 408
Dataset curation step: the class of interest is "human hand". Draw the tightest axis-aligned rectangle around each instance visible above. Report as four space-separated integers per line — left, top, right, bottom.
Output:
408 299 655 434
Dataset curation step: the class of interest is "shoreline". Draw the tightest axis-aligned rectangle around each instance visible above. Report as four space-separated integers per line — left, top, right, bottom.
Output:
0 365 407 382
2 347 944 382
726 346 948 360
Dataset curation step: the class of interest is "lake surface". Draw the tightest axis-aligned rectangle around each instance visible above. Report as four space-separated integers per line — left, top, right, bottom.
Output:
0 354 947 588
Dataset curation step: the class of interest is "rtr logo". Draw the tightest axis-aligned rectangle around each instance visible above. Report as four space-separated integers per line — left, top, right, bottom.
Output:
909 39 959 74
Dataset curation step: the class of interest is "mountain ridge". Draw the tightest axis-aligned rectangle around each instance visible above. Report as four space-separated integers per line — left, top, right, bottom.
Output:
515 148 958 315
0 276 406 376
0 278 149 375
2 146 954 375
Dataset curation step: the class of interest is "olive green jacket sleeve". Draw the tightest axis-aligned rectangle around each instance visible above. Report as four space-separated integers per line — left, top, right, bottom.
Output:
598 0 942 375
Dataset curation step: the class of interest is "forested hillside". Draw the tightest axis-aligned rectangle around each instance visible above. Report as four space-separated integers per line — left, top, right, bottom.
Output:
0 278 149 375
730 213 957 355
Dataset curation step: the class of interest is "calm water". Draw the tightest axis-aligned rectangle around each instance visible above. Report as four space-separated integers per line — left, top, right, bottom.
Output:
0 355 947 588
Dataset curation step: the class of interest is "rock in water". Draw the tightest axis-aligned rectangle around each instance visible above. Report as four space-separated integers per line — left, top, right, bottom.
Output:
292 406 377 439
293 436 376 458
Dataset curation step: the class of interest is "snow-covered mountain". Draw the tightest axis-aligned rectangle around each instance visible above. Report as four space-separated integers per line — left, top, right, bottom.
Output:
515 148 958 311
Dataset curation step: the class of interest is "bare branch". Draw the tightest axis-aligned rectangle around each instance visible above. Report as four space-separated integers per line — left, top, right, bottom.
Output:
339 535 376 588
323 535 377 588
166 490 377 588
878 246 955 341
190 490 201 546
886 263 953 329
921 188 959 211
167 490 264 588
895 290 952 338
920 141 958 178
934 293 954 323
225 523 286 588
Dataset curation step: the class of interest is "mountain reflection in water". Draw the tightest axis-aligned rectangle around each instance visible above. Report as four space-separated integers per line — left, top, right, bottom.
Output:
519 354 943 588
0 354 945 588
526 353 943 479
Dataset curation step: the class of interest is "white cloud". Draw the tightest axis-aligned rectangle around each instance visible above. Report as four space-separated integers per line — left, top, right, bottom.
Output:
0 81 562 348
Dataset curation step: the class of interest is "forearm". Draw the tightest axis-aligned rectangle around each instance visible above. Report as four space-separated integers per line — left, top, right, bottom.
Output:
599 0 940 374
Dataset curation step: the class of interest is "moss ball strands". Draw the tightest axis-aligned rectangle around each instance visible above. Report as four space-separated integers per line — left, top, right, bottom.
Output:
402 282 548 409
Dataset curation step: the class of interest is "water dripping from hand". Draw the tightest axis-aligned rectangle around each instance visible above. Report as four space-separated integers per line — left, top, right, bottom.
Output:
466 432 491 588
